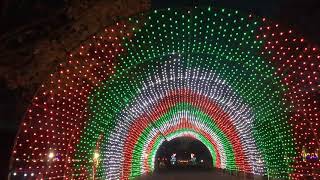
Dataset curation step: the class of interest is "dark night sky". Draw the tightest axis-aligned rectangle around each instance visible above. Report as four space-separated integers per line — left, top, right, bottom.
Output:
0 0 320 179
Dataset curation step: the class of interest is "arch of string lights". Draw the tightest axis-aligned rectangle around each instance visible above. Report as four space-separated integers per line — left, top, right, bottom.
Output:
10 7 319 180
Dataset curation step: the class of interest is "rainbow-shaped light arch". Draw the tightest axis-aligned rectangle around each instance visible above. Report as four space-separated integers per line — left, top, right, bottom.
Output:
10 7 320 180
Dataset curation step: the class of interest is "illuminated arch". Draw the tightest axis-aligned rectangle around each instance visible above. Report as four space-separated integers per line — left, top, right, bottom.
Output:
149 130 219 170
101 62 262 178
10 7 320 180
122 111 237 178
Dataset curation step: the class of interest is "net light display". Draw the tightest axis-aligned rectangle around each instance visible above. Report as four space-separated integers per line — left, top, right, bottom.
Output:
10 7 320 180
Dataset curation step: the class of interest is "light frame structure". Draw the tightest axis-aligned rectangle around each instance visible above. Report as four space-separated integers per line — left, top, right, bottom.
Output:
9 6 320 180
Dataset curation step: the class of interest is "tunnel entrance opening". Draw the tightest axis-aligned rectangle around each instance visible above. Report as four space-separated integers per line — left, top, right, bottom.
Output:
154 137 213 172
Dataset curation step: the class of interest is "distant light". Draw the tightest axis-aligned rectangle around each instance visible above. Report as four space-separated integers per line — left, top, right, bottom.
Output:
24 173 27 177
48 152 55 159
94 152 100 160
13 172 17 176
31 173 34 176
201 160 204 163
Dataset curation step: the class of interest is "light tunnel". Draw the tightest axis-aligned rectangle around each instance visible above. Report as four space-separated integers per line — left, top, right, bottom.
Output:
10 7 320 179
150 129 218 170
